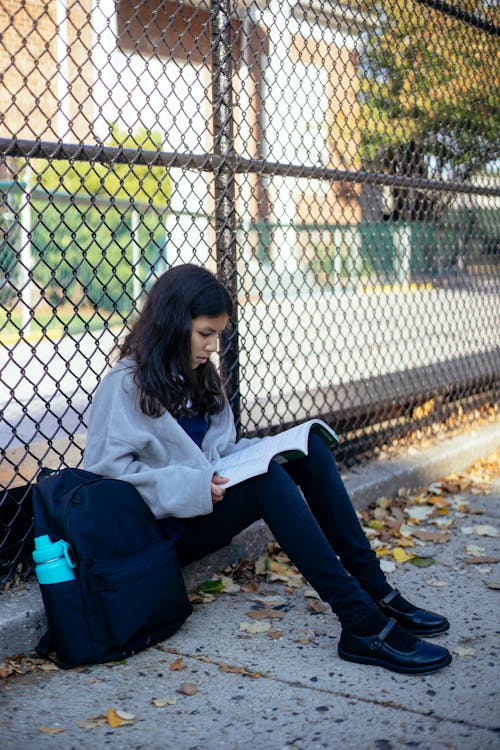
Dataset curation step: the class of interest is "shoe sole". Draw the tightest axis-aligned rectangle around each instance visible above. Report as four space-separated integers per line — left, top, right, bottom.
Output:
403 622 450 638
337 644 452 675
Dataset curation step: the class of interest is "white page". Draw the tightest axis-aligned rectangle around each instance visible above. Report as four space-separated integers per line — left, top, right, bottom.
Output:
214 419 338 488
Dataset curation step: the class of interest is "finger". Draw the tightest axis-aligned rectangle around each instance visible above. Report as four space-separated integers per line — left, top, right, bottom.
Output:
212 473 230 485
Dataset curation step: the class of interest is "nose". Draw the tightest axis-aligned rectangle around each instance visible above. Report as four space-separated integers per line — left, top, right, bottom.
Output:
206 336 218 352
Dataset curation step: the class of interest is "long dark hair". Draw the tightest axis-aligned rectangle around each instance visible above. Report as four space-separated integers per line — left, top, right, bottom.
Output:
119 264 233 417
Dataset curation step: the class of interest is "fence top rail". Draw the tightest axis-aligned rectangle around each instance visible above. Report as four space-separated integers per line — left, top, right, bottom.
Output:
1 138 499 198
414 0 500 36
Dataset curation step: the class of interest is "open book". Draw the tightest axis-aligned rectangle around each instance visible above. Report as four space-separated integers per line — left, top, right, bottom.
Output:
213 419 339 488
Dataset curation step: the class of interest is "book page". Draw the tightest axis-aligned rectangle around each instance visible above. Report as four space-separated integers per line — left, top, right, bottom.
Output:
214 419 338 488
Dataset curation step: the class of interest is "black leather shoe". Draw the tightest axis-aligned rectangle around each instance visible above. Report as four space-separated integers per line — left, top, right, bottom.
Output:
338 618 452 674
378 589 450 636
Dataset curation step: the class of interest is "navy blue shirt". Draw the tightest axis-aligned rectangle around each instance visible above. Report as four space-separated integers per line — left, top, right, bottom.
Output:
177 413 209 449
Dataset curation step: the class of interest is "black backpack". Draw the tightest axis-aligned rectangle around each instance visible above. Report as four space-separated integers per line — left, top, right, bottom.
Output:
32 467 192 667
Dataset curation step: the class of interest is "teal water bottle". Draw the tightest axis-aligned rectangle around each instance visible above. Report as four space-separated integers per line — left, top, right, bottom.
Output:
32 535 76 584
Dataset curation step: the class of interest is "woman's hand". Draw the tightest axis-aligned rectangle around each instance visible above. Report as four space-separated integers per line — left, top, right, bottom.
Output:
211 472 229 504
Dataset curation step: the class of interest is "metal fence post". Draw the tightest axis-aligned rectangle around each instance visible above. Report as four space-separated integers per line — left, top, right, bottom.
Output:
211 0 241 430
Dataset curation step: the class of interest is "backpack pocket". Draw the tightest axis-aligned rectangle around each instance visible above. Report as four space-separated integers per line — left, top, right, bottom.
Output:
88 540 192 651
39 578 95 667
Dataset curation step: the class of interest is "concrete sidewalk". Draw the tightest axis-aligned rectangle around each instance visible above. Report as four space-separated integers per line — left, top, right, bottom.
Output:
1 421 499 750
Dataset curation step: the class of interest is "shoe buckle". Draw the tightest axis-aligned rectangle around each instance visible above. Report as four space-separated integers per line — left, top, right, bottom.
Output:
369 636 381 650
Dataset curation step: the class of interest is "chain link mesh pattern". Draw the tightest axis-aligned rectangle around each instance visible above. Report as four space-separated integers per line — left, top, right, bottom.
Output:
1 0 499 583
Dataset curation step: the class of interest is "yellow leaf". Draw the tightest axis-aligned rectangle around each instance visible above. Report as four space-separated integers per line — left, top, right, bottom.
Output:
106 708 135 727
393 547 415 563
375 546 392 557
366 519 384 530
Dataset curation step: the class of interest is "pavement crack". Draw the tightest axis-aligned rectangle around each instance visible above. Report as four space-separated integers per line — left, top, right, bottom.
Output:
155 645 498 733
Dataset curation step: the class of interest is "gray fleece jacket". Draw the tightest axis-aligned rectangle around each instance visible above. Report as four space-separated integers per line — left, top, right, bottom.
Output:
83 358 257 519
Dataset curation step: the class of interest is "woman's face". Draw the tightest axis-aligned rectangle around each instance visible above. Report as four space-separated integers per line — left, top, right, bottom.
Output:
190 314 230 369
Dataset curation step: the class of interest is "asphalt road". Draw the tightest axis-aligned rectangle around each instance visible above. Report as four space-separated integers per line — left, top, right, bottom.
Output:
1 284 499 454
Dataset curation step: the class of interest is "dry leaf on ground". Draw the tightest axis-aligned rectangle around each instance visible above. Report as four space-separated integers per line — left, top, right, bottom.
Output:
77 715 108 730
152 698 177 707
219 663 262 678
307 599 327 613
239 620 271 634
38 727 64 734
244 608 284 620
106 708 136 727
485 580 500 590
266 630 282 639
177 683 198 696
169 657 186 671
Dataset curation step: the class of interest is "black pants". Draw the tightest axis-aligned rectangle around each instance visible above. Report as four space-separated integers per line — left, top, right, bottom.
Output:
176 433 389 630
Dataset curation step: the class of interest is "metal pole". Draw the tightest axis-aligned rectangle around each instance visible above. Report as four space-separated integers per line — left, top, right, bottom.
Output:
211 0 241 430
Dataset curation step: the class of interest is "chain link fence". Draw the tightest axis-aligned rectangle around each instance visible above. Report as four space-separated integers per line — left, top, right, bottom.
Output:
1 0 499 584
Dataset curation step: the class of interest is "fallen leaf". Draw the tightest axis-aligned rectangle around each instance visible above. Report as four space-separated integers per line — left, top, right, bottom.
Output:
465 544 487 557
411 529 451 543
393 547 415 563
39 662 60 672
169 657 186 671
406 506 434 522
303 588 320 599
188 593 205 604
177 683 198 696
431 517 454 528
220 575 241 593
77 715 108 730
380 559 396 573
251 595 286 607
244 608 284 620
254 555 268 575
38 727 64 734
485 580 500 590
374 546 392 557
410 556 435 568
152 698 177 707
426 578 447 587
397 537 416 548
307 599 327 613
219 663 262 678
366 519 385 530
376 496 392 509
452 646 476 657
239 621 271 634
398 523 415 537
106 708 135 727
427 482 443 495
472 525 499 537
200 579 223 594
463 556 500 564
441 475 472 493
266 630 282 640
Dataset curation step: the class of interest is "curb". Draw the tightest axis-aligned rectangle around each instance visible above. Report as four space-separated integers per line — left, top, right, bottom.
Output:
1 420 498 661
